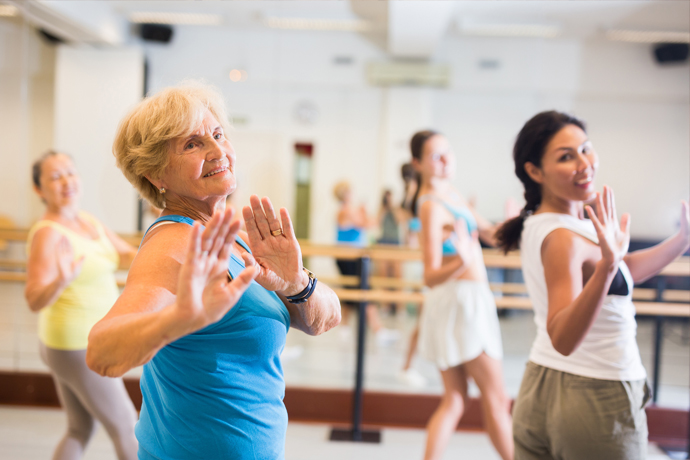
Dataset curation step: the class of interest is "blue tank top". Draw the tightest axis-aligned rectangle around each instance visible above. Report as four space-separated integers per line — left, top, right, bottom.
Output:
418 194 478 256
336 226 366 247
136 215 291 460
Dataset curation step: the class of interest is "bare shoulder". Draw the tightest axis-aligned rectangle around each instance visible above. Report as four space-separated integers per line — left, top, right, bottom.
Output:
29 225 63 251
126 223 193 290
541 228 587 266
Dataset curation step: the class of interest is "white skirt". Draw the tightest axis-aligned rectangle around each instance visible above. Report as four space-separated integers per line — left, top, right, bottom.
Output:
419 279 503 370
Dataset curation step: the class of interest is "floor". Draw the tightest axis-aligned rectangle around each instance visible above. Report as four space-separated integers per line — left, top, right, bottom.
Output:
0 243 688 458
0 406 677 460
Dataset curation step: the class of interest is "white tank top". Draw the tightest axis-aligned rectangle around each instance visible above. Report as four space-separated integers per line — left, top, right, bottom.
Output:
521 212 646 381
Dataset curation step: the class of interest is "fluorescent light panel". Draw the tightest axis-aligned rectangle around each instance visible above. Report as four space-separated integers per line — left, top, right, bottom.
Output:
0 4 18 17
129 12 222 26
606 29 690 44
264 17 371 32
462 24 561 39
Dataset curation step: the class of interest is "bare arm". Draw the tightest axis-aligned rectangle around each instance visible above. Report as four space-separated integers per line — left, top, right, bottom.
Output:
419 200 473 287
544 187 630 356
24 228 84 312
241 196 341 335
623 201 689 283
543 229 617 356
279 282 341 336
103 226 138 269
86 211 256 377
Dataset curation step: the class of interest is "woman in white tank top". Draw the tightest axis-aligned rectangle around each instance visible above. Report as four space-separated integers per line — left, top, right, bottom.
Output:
496 111 689 460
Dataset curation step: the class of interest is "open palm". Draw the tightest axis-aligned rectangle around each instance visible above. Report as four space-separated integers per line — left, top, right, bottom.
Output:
242 195 305 295
175 210 256 331
585 185 630 267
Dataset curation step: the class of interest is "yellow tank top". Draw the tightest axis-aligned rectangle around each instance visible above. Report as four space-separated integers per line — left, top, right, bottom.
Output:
26 212 120 350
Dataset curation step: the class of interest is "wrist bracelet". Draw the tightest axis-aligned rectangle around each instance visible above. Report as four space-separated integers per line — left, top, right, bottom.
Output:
286 268 317 304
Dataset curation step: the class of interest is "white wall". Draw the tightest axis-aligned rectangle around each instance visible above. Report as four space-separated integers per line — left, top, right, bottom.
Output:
144 26 689 242
0 17 56 228
53 46 144 233
1 19 687 242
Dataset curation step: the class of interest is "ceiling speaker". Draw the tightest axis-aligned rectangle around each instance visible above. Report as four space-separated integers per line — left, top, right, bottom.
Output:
140 24 174 43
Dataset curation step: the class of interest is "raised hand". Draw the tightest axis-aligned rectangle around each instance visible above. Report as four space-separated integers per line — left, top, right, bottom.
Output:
453 218 478 265
679 200 689 246
242 195 307 296
174 209 257 330
56 236 84 285
585 185 630 268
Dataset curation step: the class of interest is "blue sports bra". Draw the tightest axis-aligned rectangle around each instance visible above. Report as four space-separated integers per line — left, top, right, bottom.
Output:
418 194 478 256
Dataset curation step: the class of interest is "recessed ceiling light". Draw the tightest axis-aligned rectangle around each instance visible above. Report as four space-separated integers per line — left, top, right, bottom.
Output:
0 4 18 17
129 12 222 26
606 29 690 44
461 24 561 39
264 17 371 32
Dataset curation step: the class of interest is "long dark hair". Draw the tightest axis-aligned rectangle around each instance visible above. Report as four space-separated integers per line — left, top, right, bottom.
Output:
409 130 439 216
400 163 418 210
495 111 586 253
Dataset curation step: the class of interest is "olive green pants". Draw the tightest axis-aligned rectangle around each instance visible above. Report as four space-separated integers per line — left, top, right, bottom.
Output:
513 361 651 460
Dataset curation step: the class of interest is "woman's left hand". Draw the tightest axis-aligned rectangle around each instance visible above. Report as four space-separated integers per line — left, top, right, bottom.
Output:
679 200 689 245
242 195 308 296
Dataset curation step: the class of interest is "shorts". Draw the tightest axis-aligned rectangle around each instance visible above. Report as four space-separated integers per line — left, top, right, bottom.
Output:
513 361 651 460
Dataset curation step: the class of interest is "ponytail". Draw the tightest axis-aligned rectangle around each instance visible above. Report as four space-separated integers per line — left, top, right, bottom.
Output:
409 130 439 217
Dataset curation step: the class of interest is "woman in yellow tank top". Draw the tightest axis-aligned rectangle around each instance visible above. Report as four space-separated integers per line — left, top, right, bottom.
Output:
25 150 139 460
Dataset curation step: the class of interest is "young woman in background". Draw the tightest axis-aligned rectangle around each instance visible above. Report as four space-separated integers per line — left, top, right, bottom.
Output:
411 131 513 460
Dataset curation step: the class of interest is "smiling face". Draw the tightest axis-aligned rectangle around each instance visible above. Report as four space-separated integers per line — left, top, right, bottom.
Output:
35 154 81 209
154 110 237 207
526 124 598 204
415 134 456 182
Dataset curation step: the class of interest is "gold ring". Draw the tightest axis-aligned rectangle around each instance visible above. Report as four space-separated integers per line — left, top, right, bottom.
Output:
271 229 283 236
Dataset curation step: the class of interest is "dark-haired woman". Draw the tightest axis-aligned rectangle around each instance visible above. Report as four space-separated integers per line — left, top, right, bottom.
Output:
496 111 690 459
411 131 513 460
25 151 139 459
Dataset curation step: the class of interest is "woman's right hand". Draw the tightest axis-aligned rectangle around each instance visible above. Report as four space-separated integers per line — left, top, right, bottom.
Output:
453 218 477 264
174 210 257 331
585 185 630 269
56 236 84 286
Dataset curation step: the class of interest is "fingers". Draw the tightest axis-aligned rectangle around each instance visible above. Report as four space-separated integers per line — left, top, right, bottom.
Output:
261 197 283 236
243 205 262 242
595 192 606 225
610 187 618 224
620 213 631 237
585 205 604 237
207 211 231 258
225 265 258 299
200 212 222 252
280 208 296 241
184 222 203 271
249 195 272 237
602 185 610 222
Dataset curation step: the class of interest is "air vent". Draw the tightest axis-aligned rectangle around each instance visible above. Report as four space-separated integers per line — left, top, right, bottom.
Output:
366 62 450 87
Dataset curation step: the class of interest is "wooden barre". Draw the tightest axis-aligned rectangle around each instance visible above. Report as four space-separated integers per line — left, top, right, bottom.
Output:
2 228 688 275
3 272 689 304
2 271 687 317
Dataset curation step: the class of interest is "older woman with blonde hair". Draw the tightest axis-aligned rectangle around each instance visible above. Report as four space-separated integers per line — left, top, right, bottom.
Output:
86 83 341 460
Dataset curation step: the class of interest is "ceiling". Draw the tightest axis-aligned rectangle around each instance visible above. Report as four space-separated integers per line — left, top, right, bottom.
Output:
7 0 690 56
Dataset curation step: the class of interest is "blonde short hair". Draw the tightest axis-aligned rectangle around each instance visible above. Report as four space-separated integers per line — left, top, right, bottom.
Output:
113 82 231 208
333 180 351 203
